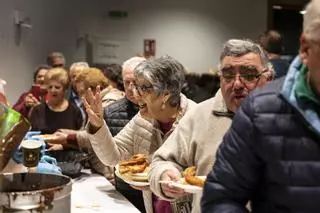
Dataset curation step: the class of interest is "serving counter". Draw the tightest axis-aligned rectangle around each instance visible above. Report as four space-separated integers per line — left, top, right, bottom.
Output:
72 171 140 213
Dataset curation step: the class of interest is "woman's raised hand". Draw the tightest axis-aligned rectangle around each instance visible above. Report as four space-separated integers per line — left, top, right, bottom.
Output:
82 86 104 129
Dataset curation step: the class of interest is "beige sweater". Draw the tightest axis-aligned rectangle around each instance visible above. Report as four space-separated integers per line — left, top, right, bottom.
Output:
149 90 232 213
87 94 196 213
76 131 114 180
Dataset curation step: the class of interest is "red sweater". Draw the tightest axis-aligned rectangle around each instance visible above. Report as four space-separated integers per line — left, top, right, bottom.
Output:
13 92 32 118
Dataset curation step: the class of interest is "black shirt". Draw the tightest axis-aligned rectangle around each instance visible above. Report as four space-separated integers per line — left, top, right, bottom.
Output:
29 102 82 134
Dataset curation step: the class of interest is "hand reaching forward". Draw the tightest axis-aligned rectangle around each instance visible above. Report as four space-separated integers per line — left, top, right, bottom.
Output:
160 169 186 199
47 143 64 151
82 86 104 129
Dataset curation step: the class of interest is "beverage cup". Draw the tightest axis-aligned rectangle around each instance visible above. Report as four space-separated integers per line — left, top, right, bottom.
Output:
21 139 42 168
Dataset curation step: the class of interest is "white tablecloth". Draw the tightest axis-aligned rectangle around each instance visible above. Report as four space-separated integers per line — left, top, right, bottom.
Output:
72 173 140 213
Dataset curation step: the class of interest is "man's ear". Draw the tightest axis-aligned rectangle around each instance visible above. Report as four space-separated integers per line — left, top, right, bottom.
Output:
267 72 273 81
264 69 273 81
300 34 310 65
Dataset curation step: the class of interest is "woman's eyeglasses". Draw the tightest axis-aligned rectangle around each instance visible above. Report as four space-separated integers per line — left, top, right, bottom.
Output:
133 82 154 96
220 66 268 84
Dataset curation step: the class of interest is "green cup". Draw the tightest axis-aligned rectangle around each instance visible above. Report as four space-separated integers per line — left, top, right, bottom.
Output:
20 139 42 168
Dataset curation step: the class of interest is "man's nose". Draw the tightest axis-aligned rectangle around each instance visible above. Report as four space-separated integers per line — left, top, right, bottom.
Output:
233 75 244 89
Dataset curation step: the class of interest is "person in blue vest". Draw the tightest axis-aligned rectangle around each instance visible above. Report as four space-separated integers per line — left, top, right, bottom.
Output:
202 1 320 212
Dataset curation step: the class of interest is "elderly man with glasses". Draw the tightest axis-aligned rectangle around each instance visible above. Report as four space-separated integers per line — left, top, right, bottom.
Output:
202 1 320 212
148 39 274 213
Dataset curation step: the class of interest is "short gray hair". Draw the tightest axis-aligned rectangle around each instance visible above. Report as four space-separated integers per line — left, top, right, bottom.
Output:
122 57 146 72
134 55 186 107
303 0 320 41
219 39 275 78
70 62 89 72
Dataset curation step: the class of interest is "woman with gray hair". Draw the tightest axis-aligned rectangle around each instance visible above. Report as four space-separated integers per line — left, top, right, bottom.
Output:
82 56 196 213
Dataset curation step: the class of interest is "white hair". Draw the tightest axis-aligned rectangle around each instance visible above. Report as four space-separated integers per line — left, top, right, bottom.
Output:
303 0 320 40
70 62 89 72
122 57 146 72
134 55 186 107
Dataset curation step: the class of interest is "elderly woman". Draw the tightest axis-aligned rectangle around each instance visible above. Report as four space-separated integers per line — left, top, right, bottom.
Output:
49 67 124 179
13 65 50 118
75 67 125 108
29 68 83 134
82 56 196 213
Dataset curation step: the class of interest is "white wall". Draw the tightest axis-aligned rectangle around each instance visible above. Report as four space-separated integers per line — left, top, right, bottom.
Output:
0 0 72 103
0 0 267 103
66 0 267 72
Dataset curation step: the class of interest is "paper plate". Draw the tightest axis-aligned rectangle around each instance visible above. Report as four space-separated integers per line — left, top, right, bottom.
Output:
31 134 57 141
159 176 206 194
115 164 150 187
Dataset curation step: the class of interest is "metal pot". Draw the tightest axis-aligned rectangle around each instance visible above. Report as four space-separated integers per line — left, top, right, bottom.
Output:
0 173 72 213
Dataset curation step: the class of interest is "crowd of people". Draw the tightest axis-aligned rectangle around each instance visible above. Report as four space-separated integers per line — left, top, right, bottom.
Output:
2 1 320 213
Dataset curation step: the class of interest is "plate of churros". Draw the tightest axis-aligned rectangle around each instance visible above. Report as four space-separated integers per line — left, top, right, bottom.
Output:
159 166 206 194
115 154 150 187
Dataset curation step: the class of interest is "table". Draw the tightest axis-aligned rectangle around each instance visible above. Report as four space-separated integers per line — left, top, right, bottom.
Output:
72 172 140 213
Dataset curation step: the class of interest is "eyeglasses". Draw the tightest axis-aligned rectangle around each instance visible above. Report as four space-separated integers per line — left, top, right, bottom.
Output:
51 64 64 68
133 82 154 96
220 66 268 84
124 80 134 88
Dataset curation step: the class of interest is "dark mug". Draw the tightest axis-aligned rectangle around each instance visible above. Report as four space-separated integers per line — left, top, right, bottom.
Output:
20 140 42 168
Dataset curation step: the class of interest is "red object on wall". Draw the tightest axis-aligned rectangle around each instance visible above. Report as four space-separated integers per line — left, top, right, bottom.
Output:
144 39 156 58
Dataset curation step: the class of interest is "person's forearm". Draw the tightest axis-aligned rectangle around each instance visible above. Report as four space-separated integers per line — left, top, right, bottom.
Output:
13 101 24 111
13 101 28 115
87 121 121 166
88 122 102 134
66 134 78 146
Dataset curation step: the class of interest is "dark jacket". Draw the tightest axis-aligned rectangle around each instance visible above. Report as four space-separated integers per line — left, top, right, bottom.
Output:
103 97 139 136
202 56 320 213
270 58 290 79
